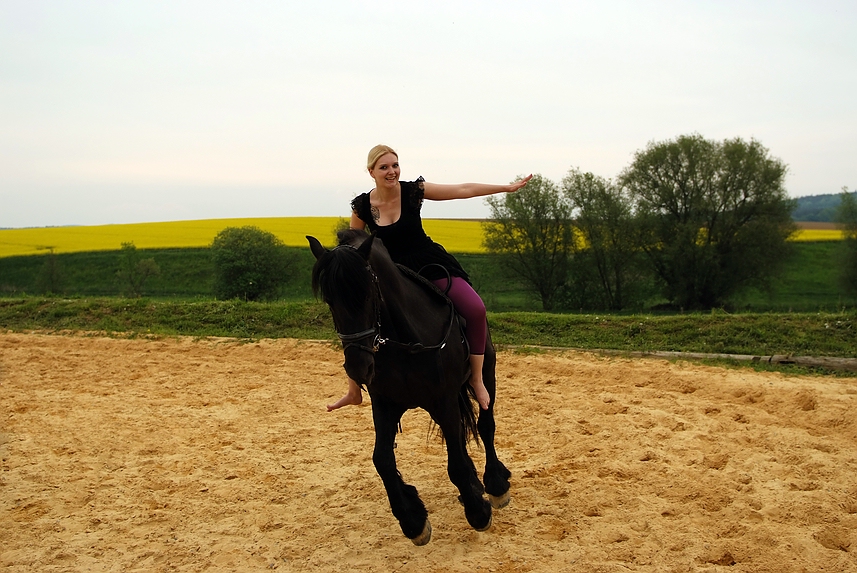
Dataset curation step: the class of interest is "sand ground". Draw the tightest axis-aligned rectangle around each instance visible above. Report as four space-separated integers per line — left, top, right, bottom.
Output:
2 332 856 572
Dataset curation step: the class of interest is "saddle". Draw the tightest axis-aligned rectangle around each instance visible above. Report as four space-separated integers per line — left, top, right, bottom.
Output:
396 263 471 357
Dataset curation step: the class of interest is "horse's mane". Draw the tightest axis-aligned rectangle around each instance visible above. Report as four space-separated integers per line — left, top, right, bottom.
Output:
310 229 374 318
336 228 369 248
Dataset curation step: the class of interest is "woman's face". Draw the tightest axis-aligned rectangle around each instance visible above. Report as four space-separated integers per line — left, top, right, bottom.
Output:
369 153 400 191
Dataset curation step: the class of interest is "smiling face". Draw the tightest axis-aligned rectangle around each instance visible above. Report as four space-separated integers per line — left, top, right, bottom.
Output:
368 152 400 192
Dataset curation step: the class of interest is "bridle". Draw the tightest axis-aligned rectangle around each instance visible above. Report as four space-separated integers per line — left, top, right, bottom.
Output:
335 261 386 354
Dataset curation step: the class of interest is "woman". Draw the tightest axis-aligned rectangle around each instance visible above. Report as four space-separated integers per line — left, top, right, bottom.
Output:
327 144 532 412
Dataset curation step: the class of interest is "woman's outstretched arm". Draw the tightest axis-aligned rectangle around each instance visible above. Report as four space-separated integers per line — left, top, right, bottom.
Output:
422 174 532 201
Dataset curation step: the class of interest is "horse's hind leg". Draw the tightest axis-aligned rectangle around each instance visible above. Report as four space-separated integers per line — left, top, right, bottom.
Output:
478 408 511 508
478 339 511 508
370 396 430 544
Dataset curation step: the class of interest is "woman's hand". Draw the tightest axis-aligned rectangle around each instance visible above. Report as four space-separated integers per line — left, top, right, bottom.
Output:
506 174 533 193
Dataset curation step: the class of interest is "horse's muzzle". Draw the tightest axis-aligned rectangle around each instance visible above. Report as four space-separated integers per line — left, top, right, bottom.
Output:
343 348 375 387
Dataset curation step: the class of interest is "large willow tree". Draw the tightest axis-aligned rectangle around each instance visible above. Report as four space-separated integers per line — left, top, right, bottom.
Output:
620 134 797 310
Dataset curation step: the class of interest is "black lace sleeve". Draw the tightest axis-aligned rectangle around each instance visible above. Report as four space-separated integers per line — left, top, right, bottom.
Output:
410 176 425 211
350 194 362 215
350 193 372 228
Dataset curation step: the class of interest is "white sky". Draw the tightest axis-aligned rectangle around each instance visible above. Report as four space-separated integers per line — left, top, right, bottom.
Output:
1 0 855 227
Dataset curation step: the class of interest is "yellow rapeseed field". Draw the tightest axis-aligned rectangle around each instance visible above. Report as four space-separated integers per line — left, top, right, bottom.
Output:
791 228 843 242
0 218 488 258
0 218 842 259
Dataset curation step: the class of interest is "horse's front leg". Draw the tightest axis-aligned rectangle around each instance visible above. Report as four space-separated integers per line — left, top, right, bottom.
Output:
370 395 431 545
432 400 493 531
479 339 512 508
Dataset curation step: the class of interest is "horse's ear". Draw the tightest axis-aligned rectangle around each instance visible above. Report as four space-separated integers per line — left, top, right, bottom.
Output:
306 236 327 260
356 234 375 261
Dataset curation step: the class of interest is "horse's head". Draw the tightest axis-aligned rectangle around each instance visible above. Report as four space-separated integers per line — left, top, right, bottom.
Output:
308 231 379 386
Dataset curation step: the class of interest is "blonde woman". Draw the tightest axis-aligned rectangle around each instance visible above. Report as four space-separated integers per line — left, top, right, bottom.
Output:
327 145 531 412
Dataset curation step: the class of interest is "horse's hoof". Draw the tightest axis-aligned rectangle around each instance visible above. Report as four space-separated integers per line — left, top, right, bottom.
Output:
488 490 511 509
475 514 493 532
411 520 432 546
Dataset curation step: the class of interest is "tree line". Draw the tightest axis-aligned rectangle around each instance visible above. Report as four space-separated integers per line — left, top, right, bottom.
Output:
484 133 857 311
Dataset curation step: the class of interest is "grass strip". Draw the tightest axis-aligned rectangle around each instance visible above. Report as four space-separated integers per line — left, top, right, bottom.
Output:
1 298 854 359
0 298 333 340
489 312 857 357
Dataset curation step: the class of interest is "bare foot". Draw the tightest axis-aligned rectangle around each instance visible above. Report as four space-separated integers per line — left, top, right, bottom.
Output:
470 377 491 410
327 387 362 411
469 354 490 410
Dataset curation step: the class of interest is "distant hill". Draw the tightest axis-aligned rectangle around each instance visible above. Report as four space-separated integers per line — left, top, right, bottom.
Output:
793 191 855 222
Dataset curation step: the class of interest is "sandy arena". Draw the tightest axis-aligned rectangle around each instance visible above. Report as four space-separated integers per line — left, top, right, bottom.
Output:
2 332 856 572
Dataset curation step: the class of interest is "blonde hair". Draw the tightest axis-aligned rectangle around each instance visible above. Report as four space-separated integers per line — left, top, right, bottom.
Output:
367 144 398 171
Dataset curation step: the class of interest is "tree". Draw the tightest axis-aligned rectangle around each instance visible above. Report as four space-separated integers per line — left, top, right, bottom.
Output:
835 187 857 300
36 247 64 295
211 226 293 301
562 169 648 311
620 134 796 310
483 174 574 311
333 217 351 238
117 242 160 297
332 217 365 243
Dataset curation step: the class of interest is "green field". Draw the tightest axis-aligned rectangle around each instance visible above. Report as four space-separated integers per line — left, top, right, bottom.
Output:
0 246 530 307
0 241 851 313
732 242 853 311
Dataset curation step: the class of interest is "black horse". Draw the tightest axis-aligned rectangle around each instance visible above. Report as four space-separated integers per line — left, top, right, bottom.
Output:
307 230 511 545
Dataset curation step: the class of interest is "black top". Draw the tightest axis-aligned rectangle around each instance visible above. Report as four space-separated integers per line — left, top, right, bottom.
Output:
351 177 470 283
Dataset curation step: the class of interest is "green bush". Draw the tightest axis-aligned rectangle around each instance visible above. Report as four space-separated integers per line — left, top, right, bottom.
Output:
117 242 161 298
211 226 293 301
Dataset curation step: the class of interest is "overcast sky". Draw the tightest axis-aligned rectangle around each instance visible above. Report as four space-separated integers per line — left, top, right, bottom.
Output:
2 0 855 228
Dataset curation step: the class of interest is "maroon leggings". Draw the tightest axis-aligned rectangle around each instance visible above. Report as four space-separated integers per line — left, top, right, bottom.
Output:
431 276 487 355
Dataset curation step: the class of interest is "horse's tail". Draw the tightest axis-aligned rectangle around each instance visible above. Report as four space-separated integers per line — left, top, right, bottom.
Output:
427 388 479 448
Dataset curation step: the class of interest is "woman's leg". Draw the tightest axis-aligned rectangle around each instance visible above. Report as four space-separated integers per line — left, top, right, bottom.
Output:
432 277 490 410
327 376 363 411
